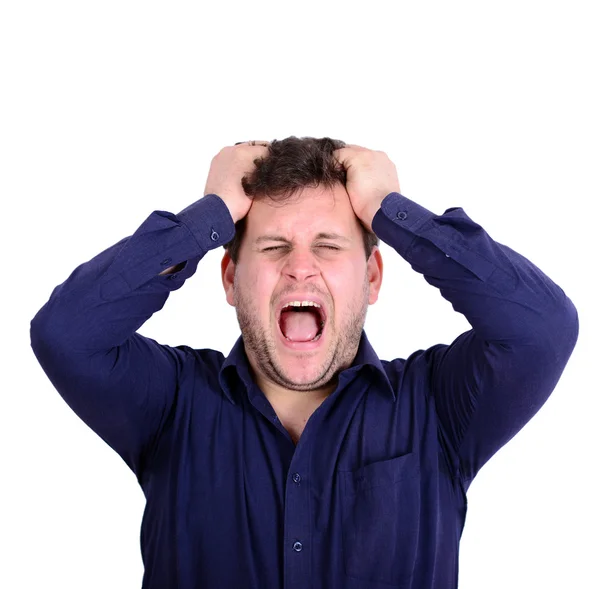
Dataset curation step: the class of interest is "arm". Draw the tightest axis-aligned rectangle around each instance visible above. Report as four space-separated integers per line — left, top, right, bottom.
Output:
372 192 579 488
30 195 234 478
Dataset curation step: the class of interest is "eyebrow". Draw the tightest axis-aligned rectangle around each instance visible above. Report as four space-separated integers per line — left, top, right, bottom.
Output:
254 232 351 245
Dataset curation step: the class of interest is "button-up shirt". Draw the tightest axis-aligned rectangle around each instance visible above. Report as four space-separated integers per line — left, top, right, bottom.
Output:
30 192 579 589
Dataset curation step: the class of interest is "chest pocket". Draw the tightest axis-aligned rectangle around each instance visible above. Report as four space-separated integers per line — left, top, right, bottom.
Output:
338 452 421 587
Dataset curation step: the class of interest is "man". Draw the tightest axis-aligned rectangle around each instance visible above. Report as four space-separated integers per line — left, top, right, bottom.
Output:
30 136 579 588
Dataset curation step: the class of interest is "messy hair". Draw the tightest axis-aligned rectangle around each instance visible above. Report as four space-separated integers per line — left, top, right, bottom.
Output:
224 136 379 263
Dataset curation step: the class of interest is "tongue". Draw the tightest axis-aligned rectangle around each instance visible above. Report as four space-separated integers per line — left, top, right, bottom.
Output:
280 310 320 342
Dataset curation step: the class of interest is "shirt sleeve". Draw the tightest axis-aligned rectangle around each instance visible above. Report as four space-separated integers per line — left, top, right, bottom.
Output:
371 192 579 489
30 194 235 480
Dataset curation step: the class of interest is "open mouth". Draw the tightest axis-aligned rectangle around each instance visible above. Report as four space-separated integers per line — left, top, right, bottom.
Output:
277 303 326 343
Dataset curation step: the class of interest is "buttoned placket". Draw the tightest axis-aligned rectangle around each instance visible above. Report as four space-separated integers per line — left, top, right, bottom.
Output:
281 416 314 588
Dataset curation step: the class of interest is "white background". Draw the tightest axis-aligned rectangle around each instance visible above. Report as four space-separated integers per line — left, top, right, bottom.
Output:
1 1 598 587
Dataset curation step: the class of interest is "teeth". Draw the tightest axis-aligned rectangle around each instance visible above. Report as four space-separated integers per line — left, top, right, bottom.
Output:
282 301 321 309
284 332 322 342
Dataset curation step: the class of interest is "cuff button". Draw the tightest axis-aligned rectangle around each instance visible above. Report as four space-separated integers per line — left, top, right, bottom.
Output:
396 211 408 221
210 230 220 241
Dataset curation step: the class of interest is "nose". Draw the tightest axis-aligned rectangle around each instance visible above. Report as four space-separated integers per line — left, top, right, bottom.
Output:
282 247 320 282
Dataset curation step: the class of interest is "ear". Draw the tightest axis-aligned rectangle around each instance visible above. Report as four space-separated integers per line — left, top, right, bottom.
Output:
221 250 236 307
367 246 383 305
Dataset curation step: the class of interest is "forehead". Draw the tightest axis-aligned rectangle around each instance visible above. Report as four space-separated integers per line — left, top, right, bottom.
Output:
245 184 360 239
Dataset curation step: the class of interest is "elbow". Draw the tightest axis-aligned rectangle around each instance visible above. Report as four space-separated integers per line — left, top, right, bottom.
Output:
541 293 579 364
562 294 579 356
30 305 54 360
30 300 70 361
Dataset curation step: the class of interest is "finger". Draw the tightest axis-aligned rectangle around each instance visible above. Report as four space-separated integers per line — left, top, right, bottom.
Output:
334 144 368 165
234 140 271 147
333 147 356 167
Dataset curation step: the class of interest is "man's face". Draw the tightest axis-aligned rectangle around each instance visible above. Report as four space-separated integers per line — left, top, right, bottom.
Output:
221 183 383 394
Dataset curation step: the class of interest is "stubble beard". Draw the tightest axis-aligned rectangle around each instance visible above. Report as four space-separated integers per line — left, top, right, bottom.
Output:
233 277 369 392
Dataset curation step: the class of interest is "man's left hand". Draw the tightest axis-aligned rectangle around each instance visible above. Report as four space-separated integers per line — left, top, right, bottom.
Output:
334 144 401 233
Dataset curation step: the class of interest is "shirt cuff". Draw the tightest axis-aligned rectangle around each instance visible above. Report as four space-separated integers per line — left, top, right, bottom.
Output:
177 193 236 251
372 192 433 256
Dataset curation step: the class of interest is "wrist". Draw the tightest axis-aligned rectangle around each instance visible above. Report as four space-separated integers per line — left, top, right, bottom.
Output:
362 196 387 233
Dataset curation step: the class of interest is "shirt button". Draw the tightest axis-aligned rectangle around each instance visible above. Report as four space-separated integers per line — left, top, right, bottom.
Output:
293 541 303 552
292 473 301 484
210 230 220 241
396 211 408 221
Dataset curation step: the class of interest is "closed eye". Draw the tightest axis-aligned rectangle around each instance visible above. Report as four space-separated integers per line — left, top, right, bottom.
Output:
262 245 340 252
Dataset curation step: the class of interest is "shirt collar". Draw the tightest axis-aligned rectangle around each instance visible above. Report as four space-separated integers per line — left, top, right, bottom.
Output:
218 330 396 404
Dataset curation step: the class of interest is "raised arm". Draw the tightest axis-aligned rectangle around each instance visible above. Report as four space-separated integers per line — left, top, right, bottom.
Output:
336 145 579 489
372 192 578 486
29 143 267 478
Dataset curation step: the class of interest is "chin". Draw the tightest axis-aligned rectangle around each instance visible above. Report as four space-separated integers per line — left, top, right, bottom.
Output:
273 355 334 390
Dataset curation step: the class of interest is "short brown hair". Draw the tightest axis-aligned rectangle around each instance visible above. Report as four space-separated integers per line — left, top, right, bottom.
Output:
224 136 379 263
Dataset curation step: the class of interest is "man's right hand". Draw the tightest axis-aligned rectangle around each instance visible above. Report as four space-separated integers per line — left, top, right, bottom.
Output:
204 141 271 224
160 141 269 276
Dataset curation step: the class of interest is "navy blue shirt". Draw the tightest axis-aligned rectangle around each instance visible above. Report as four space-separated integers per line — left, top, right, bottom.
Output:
30 192 578 588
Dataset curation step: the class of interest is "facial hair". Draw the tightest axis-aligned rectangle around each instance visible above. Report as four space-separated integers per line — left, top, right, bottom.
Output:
233 274 370 392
